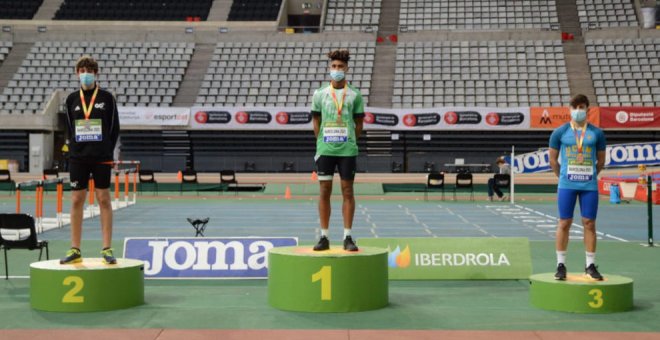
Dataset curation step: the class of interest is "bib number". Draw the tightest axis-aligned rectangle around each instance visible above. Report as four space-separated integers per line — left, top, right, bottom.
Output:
567 164 593 182
323 126 348 143
75 119 103 142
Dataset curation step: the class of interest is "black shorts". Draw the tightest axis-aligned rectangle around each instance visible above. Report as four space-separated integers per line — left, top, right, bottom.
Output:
69 161 112 191
315 155 357 181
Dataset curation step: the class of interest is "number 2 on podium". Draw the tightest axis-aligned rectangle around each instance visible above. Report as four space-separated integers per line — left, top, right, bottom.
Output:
62 276 85 303
312 266 332 301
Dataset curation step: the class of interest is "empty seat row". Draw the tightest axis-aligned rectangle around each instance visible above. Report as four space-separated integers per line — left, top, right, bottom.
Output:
0 0 43 19
0 41 195 114
393 40 570 108
54 0 212 21
324 0 382 31
576 0 638 29
399 0 559 31
586 38 660 106
227 0 282 21
196 41 375 107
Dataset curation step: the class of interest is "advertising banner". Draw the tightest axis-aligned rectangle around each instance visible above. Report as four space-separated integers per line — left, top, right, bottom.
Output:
118 107 190 126
530 107 600 128
507 142 660 173
599 107 660 128
190 106 531 130
123 237 298 279
358 237 532 280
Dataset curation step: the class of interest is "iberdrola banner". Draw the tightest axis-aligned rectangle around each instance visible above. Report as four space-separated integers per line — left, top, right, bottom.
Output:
358 237 532 280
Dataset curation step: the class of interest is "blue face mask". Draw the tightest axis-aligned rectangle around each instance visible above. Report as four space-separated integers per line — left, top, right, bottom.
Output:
571 109 587 123
79 73 95 87
329 70 345 82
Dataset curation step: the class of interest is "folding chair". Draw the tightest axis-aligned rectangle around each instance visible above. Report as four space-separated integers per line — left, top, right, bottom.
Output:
453 173 474 201
0 170 15 196
187 217 209 237
138 169 158 195
424 173 445 201
180 169 198 195
220 170 237 195
0 213 49 279
493 173 511 197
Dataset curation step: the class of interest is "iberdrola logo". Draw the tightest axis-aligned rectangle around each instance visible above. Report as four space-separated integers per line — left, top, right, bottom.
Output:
388 245 411 268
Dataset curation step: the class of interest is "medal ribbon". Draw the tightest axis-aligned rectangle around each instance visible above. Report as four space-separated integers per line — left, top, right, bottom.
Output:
330 84 347 121
79 86 99 120
570 122 588 156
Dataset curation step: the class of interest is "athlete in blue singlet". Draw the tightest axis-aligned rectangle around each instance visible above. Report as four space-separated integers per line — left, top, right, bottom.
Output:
549 94 606 281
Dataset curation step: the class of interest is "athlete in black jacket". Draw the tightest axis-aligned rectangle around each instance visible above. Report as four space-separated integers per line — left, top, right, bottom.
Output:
61 56 119 265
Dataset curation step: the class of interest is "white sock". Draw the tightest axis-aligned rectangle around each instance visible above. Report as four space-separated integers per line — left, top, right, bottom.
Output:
344 228 352 239
586 252 596 267
556 251 567 265
321 229 329 238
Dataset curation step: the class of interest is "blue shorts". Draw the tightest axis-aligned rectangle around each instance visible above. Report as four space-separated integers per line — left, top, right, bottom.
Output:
557 188 599 220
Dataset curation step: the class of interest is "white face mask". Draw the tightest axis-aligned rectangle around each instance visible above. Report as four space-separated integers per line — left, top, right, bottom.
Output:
329 70 345 81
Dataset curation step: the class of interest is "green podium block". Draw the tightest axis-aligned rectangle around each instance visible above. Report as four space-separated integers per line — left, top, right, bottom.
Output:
268 246 388 312
529 273 633 313
30 258 145 312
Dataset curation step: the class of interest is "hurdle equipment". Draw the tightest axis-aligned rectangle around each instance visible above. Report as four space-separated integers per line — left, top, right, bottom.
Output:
30 258 144 312
15 178 69 233
268 246 388 312
529 273 633 313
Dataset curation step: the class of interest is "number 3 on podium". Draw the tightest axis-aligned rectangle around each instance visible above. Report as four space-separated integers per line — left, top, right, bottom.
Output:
312 266 332 301
588 288 603 309
62 276 85 303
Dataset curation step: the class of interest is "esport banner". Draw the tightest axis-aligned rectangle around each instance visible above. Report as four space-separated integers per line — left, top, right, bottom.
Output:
190 106 530 130
506 142 660 173
118 107 190 126
599 107 660 129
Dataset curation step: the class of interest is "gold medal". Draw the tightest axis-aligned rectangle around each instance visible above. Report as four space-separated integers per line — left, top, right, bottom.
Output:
576 153 584 164
330 84 347 126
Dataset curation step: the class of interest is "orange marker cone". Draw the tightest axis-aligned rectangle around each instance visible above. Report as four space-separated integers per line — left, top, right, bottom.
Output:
177 171 183 182
285 185 292 200
311 171 318 181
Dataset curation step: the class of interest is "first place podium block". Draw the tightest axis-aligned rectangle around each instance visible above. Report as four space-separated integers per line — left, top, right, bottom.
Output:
30 258 145 312
268 246 388 313
530 273 633 313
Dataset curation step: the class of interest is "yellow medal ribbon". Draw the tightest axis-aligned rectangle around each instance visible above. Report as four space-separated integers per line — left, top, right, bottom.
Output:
79 86 99 120
330 84 347 124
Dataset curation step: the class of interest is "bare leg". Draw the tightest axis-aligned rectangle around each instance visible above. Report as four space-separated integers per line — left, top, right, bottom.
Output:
582 217 596 253
556 218 573 252
95 188 113 249
70 190 87 249
318 181 333 230
340 180 355 229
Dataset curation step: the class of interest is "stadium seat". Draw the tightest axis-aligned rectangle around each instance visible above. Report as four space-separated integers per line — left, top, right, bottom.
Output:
399 0 559 31
0 0 43 19
587 38 660 106
393 40 570 108
0 41 195 114
196 41 374 107
576 0 639 29
53 0 212 21
227 0 282 21
324 0 381 32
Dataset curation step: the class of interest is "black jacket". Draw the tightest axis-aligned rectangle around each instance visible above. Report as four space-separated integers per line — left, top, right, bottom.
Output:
64 86 120 162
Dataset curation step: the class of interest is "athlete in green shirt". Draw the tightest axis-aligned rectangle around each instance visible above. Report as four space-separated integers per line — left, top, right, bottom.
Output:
311 49 364 251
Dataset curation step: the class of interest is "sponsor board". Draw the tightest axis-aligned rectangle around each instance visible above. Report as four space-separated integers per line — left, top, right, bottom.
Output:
358 237 532 280
507 142 660 173
118 107 190 126
123 237 298 279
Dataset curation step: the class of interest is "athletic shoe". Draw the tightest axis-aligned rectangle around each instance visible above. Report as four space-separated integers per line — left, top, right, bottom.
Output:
313 236 330 251
60 248 82 264
499 195 508 202
585 263 604 281
488 196 494 202
101 248 117 265
343 236 359 252
554 263 567 280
